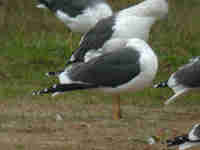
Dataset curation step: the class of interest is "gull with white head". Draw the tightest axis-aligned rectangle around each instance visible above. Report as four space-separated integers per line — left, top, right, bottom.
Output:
154 56 200 105
33 38 158 120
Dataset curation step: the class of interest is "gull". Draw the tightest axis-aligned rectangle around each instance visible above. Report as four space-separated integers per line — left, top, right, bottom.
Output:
154 56 200 105
166 123 200 150
36 0 113 33
33 38 158 120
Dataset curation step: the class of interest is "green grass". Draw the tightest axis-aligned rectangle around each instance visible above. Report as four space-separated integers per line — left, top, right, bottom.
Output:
1 0 200 107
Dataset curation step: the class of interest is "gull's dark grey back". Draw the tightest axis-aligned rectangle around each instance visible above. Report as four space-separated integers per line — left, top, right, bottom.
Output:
68 47 141 87
174 58 200 87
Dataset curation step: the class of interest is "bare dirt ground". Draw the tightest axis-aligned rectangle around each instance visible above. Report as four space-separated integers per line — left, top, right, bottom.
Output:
0 99 200 150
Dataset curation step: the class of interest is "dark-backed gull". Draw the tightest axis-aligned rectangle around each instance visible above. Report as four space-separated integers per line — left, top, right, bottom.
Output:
166 123 200 150
36 0 113 33
33 38 158 120
154 56 200 105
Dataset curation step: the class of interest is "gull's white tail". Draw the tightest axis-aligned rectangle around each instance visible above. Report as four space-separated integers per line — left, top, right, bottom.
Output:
165 89 187 105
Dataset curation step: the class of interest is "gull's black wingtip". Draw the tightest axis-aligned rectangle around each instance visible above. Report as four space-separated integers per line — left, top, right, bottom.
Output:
32 87 51 96
166 135 189 148
65 59 74 66
32 90 41 96
45 71 63 77
153 80 168 88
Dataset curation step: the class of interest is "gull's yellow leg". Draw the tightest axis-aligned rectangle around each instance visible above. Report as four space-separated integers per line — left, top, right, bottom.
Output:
112 95 122 120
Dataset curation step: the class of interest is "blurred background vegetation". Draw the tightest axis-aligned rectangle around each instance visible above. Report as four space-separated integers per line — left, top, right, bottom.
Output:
1 0 200 106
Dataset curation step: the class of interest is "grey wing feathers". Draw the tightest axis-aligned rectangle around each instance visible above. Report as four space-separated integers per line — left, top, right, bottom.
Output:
68 48 141 87
174 58 200 87
61 0 95 17
70 15 116 63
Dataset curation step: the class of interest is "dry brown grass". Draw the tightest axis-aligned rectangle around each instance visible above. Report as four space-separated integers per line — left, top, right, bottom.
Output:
0 99 200 150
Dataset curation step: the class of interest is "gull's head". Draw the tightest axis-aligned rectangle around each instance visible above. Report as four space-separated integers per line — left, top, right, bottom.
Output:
145 0 169 19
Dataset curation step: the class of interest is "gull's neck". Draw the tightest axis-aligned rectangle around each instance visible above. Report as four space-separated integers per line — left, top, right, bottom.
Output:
119 0 168 19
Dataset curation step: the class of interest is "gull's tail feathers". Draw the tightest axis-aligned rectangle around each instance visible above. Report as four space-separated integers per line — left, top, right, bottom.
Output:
164 89 187 105
45 71 63 77
153 80 168 88
36 4 47 9
37 0 56 12
166 135 189 148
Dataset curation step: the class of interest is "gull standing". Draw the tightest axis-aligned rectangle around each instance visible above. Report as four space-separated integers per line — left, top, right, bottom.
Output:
154 56 200 105
36 0 113 33
33 38 158 120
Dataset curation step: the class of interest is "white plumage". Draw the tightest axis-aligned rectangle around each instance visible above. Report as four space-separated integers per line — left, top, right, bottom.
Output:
113 0 168 40
120 0 168 18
